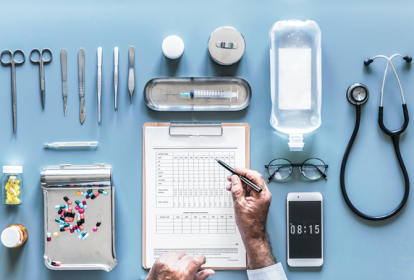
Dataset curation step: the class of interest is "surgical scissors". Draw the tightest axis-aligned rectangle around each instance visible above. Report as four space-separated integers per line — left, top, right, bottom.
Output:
0 49 25 133
30 48 52 110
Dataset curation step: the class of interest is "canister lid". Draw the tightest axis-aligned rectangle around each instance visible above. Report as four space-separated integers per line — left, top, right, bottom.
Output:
3 166 23 174
162 35 185 59
208 26 246 66
1 227 21 248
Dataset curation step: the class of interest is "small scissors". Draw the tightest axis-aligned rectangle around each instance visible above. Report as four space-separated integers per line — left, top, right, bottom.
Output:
30 48 52 110
1 49 25 133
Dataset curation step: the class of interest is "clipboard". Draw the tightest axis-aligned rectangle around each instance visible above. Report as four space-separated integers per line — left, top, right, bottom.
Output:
142 122 250 270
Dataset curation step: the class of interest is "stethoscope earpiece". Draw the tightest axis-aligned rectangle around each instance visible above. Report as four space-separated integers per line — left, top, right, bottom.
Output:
346 83 369 105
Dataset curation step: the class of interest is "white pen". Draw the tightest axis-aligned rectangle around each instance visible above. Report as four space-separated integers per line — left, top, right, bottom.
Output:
97 47 102 123
114 47 119 110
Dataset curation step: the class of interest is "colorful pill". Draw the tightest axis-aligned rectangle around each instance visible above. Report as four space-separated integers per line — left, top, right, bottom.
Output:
60 210 65 217
101 190 108 195
86 195 90 199
76 191 81 195
78 234 83 240
55 205 64 209
47 232 51 242
77 213 81 220
64 223 70 227
60 227 70 232
51 261 62 266
53 232 58 237
75 200 81 205
64 218 70 223
63 196 72 205
60 216 65 221
98 189 104 194
68 207 72 213
69 218 74 223
92 227 98 232
58 209 62 214
80 191 84 195
70 225 74 233
79 225 84 231
55 218 65 225
82 233 89 240
81 231 87 237
59 225 64 229
96 221 101 227
75 205 79 210
65 204 69 211
78 208 84 214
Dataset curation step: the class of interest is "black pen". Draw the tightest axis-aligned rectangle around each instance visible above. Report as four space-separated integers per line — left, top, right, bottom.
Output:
215 159 262 193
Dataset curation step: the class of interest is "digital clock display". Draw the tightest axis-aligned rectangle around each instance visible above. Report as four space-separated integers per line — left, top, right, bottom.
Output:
288 201 322 258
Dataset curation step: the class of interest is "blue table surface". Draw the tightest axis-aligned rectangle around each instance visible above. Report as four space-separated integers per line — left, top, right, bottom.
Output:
1 0 414 279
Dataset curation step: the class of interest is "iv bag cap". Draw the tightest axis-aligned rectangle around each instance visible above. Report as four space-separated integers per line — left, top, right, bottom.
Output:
3 166 22 173
208 26 246 66
1 227 20 248
288 134 304 151
162 35 185 59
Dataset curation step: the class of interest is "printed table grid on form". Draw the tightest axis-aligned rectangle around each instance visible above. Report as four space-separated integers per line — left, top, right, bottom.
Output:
156 151 235 208
156 214 236 234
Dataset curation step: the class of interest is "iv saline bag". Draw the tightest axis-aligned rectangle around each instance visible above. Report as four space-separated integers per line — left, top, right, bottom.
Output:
269 20 322 151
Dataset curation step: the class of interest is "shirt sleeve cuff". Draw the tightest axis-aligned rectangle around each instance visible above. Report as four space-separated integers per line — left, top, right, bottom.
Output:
247 263 288 280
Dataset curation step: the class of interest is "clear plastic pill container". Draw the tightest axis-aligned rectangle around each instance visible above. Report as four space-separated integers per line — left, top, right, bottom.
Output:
2 166 23 205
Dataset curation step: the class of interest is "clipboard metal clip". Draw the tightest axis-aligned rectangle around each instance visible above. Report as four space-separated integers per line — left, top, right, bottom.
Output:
169 122 223 137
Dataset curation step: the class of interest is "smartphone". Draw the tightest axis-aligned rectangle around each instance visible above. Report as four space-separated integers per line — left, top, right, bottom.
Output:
286 192 323 267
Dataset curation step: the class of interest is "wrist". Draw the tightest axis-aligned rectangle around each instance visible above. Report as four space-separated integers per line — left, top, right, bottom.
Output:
243 232 276 270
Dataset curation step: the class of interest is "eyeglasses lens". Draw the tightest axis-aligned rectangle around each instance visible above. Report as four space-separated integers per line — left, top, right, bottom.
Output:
301 159 326 180
267 159 292 180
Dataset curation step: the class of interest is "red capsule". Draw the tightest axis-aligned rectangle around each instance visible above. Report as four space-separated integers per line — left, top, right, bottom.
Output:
63 196 72 205
94 191 100 197
82 200 86 205
86 195 90 199
70 227 74 233
64 218 70 223
80 214 84 219
69 218 74 223
47 237 51 242
68 207 72 213
55 261 62 266
79 225 84 231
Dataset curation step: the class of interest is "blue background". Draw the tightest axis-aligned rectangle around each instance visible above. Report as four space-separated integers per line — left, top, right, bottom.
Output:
0 0 413 279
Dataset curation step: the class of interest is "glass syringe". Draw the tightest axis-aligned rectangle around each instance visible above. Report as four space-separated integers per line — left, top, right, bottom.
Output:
167 88 238 100
44 141 98 149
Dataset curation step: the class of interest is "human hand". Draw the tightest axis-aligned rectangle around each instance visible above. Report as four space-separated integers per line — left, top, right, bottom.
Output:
146 251 215 280
226 167 276 269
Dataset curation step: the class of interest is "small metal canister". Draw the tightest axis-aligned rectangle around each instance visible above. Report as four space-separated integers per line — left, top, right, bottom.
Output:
208 26 246 66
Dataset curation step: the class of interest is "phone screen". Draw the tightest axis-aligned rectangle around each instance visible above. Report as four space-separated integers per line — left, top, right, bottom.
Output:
288 201 322 258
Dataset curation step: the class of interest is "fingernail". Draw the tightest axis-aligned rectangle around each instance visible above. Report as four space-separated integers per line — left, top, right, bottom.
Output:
231 175 238 183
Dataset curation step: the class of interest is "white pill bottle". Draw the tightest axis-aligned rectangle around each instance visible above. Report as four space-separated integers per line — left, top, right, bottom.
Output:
269 20 322 151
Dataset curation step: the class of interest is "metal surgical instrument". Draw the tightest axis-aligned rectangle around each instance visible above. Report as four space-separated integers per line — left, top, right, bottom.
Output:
128 46 135 103
60 49 68 115
30 48 52 110
78 48 86 124
114 47 119 110
0 49 25 133
97 47 102 124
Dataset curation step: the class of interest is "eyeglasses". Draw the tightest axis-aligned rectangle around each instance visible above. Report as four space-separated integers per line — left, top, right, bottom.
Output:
264 158 328 182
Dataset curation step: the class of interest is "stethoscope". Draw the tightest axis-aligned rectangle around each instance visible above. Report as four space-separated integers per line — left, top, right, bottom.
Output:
340 54 411 221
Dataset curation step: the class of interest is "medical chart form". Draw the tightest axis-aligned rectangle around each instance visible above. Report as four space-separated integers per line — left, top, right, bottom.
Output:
143 125 247 269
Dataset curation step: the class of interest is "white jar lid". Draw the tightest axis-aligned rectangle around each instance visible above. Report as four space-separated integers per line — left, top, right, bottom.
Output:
162 35 185 59
3 166 23 174
1 227 21 248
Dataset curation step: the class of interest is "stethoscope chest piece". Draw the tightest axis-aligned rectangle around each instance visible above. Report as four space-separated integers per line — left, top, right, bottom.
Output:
347 83 369 105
